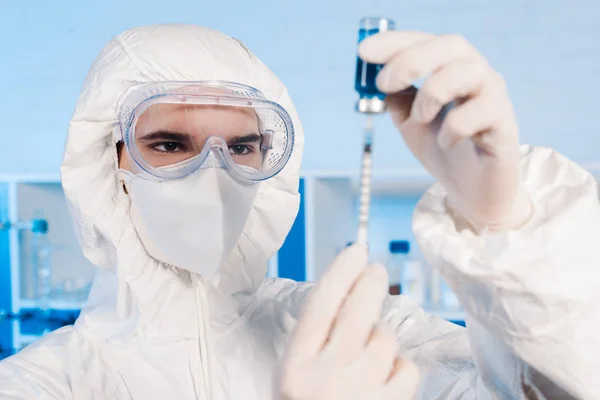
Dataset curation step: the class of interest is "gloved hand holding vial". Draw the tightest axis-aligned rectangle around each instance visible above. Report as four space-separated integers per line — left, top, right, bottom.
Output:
357 27 533 232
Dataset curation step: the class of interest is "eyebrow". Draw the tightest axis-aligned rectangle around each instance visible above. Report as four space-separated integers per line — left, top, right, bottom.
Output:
137 130 194 142
228 133 261 145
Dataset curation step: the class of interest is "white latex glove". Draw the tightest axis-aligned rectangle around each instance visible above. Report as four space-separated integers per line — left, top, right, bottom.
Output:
278 244 420 400
359 32 533 231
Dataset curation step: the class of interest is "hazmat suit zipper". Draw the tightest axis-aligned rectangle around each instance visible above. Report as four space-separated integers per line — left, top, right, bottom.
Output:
193 273 213 399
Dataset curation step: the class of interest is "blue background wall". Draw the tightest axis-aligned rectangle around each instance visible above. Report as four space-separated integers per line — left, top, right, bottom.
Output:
1 0 600 175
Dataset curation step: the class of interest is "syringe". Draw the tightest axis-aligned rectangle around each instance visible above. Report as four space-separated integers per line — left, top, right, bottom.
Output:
356 116 374 246
353 17 394 247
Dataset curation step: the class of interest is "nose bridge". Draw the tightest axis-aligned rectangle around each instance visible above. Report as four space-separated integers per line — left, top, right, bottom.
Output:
201 136 229 169
204 135 227 149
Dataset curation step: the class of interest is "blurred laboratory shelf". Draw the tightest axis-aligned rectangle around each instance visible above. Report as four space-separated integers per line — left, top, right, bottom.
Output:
18 299 86 311
302 168 435 196
0 173 62 183
0 176 95 353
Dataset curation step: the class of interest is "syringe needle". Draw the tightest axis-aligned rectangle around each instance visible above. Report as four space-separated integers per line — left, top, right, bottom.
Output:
365 114 373 131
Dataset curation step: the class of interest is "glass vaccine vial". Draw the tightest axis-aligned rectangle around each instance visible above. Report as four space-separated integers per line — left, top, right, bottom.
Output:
355 17 395 114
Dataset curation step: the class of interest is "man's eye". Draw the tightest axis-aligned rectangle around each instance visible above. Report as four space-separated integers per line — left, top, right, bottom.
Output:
153 142 182 152
229 144 254 156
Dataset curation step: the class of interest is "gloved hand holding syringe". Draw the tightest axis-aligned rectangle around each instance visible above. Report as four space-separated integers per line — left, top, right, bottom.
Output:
277 19 423 400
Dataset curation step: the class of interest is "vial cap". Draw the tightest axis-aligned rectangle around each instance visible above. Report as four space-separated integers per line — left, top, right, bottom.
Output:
31 219 49 234
389 240 410 254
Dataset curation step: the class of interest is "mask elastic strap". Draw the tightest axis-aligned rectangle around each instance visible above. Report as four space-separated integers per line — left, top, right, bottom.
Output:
117 169 135 195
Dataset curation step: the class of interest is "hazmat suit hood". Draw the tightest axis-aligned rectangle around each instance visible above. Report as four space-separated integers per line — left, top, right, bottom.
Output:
58 27 309 395
62 24 304 309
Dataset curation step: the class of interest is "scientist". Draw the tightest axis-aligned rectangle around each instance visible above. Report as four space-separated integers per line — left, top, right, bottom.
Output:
0 24 598 399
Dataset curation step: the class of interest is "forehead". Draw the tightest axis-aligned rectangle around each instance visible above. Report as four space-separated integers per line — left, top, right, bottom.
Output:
136 103 259 134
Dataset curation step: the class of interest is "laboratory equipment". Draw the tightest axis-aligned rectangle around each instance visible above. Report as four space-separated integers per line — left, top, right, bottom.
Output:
387 240 409 295
355 17 395 114
0 212 51 309
30 210 52 312
388 240 426 305
386 240 461 309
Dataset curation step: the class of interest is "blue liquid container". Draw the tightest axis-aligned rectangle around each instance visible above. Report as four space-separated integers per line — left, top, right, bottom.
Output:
31 218 49 235
355 17 395 114
387 240 409 295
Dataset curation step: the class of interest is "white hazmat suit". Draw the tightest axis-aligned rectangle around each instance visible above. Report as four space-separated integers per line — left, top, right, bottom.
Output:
1 24 599 399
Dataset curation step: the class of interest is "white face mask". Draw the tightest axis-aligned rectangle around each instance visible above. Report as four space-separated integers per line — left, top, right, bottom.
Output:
119 168 259 278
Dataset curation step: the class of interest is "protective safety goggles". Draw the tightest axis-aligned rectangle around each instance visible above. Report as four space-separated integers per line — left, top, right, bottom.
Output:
113 81 295 183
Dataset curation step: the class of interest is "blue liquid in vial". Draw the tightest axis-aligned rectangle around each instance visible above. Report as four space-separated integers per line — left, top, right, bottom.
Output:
355 28 386 100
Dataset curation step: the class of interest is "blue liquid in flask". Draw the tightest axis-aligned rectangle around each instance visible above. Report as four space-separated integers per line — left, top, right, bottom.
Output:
355 18 395 112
